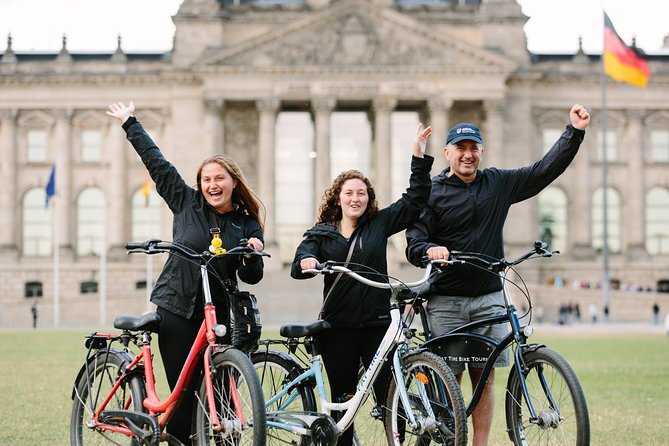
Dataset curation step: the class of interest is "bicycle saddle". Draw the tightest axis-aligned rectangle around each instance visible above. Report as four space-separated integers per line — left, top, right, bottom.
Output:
279 320 331 338
114 312 162 332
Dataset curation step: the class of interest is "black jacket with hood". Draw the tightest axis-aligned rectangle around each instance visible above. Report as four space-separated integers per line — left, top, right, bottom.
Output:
406 124 584 297
291 155 433 328
123 117 264 319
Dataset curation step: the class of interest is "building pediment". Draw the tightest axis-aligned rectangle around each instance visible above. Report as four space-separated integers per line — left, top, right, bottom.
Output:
199 0 516 74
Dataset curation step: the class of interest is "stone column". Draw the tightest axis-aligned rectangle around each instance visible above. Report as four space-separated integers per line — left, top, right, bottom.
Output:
483 99 505 168
312 97 336 213
0 109 18 257
427 97 451 172
625 109 646 257
203 98 224 155
256 98 280 256
372 96 397 207
54 108 73 258
106 119 127 259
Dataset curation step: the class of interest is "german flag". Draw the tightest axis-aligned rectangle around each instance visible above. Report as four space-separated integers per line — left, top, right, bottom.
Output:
603 12 650 88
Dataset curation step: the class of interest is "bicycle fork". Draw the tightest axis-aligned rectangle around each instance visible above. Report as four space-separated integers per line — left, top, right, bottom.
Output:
391 349 438 433
513 346 561 427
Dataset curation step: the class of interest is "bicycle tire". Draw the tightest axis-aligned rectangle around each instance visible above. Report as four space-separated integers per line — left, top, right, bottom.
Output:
192 348 267 446
70 349 147 446
251 350 317 446
505 346 590 446
385 350 467 446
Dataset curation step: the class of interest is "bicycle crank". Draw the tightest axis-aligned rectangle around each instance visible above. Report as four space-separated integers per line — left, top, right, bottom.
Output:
309 415 338 446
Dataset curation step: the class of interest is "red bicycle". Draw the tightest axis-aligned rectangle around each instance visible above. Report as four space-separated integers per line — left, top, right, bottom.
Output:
69 239 269 446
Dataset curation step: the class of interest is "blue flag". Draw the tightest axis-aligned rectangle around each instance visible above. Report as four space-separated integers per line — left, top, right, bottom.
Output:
45 165 56 208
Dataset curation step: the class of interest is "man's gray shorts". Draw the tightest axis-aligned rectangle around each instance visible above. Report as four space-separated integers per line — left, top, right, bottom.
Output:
426 290 510 375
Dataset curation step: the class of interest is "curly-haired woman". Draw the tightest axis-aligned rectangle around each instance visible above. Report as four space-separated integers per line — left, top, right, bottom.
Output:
290 123 433 446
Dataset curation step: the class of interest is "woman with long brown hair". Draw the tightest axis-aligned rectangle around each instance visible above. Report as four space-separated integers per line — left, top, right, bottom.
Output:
291 123 434 446
107 101 265 445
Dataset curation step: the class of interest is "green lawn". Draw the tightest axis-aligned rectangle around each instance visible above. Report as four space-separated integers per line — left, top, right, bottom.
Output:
0 328 667 445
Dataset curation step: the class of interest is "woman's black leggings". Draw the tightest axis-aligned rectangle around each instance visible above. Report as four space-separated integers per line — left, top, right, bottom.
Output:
156 305 230 446
317 325 393 446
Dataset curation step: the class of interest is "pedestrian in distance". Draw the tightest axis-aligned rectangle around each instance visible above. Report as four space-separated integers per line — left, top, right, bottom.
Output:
292 123 434 446
652 302 660 326
107 101 266 446
406 104 591 446
31 301 38 329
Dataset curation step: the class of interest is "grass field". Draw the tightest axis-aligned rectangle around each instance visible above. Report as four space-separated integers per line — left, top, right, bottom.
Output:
0 326 667 445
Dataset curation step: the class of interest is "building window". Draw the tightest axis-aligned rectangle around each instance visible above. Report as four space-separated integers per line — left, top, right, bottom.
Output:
23 188 52 256
645 187 669 255
80 281 99 294
596 129 617 162
27 129 48 163
331 111 371 180
25 281 43 298
131 185 163 242
81 129 102 163
537 187 568 252
391 111 419 200
591 187 621 253
650 130 669 162
275 112 314 225
77 187 105 256
541 128 563 155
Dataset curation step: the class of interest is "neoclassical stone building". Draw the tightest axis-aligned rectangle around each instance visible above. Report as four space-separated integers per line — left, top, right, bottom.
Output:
1 0 668 327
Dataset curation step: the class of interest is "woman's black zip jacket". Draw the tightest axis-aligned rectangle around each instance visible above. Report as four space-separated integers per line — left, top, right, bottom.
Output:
123 116 264 319
291 155 433 328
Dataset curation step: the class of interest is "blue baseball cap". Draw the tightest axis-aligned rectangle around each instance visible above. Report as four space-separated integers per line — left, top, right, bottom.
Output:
446 123 483 145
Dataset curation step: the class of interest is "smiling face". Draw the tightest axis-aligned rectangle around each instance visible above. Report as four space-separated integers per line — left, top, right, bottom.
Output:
338 178 369 223
199 162 237 213
445 140 483 183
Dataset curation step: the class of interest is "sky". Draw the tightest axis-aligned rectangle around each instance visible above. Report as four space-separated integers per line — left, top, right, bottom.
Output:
0 0 666 54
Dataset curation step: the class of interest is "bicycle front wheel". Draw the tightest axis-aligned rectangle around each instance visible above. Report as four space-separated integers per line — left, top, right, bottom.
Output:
385 351 467 446
505 346 590 446
192 348 267 446
252 350 316 446
70 350 146 446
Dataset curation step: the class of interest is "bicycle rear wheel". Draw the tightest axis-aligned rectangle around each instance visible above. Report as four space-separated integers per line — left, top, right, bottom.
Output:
70 350 147 446
505 346 589 446
192 348 267 446
385 351 467 446
251 350 316 446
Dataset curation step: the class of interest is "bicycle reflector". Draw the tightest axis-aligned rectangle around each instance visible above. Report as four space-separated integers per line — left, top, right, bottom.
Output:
415 371 429 385
213 324 227 338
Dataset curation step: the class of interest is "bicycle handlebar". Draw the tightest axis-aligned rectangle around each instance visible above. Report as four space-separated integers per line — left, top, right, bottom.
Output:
125 239 270 262
303 259 459 292
449 239 557 273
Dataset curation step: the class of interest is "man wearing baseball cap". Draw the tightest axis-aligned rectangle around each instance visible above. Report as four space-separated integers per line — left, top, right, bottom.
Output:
406 104 590 446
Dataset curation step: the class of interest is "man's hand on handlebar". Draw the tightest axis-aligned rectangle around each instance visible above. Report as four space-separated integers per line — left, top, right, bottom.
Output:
426 245 450 261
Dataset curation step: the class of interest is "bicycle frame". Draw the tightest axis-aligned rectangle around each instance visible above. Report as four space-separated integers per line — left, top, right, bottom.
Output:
421 255 561 422
84 252 240 437
264 265 438 437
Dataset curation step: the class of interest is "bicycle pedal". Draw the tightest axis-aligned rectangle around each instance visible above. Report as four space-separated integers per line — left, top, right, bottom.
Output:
369 405 383 419
99 410 160 445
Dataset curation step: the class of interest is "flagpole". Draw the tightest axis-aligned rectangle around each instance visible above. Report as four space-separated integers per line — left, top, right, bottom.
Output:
53 195 60 328
600 11 611 319
99 229 107 326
